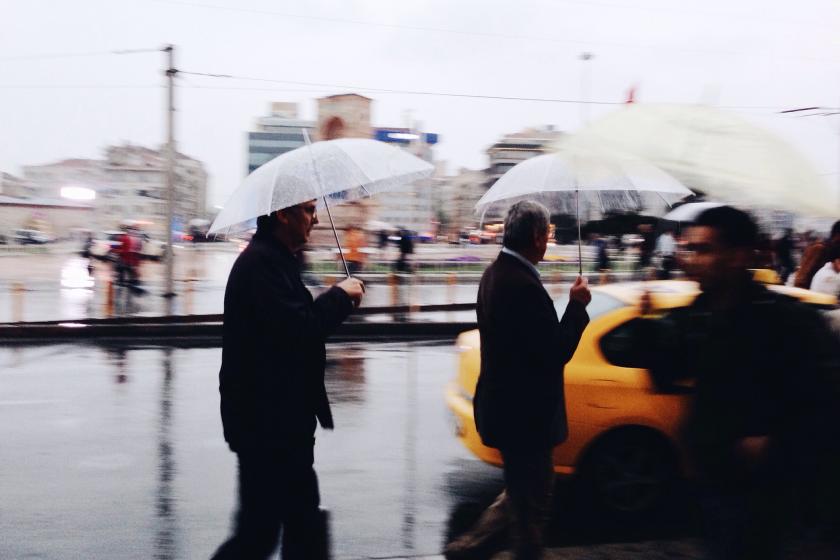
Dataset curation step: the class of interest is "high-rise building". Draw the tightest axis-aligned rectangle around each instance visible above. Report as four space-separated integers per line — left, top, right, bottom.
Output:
246 102 315 174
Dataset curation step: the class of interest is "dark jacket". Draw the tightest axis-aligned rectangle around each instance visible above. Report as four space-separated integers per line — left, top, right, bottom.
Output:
639 278 840 487
219 231 353 452
473 251 590 450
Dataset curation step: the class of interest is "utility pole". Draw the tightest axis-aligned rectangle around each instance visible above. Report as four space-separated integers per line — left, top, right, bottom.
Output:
163 44 177 299
579 52 594 127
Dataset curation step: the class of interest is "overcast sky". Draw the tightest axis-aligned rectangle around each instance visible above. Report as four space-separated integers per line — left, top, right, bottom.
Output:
2 0 839 207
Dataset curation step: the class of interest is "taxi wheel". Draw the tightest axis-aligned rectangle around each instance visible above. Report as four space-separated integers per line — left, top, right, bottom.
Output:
576 428 678 518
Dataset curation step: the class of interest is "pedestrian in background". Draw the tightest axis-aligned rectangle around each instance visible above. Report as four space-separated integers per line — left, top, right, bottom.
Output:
211 200 365 560
794 220 840 289
343 225 366 275
655 227 677 280
774 228 795 284
394 227 414 273
637 206 840 560
809 243 840 297
635 223 656 279
445 200 591 560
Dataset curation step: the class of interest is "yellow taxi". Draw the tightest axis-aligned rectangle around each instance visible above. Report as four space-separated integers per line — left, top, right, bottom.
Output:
445 280 837 515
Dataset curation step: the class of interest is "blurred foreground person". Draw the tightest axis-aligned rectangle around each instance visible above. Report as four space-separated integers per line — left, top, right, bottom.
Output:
211 200 365 560
637 206 840 560
445 200 591 560
793 220 840 289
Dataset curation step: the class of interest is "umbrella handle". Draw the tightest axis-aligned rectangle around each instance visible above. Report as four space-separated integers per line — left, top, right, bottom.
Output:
576 189 582 276
323 195 352 278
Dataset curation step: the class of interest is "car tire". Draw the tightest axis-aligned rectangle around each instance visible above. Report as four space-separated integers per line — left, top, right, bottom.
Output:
575 428 678 519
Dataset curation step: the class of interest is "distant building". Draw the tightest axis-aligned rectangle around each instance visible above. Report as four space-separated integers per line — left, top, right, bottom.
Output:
437 167 486 235
101 143 208 237
0 172 36 199
308 94 375 246
247 102 315 174
316 94 372 141
22 158 107 200
0 195 93 239
482 125 564 221
369 127 440 234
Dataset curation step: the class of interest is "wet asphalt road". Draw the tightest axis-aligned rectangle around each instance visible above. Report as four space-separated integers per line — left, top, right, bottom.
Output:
0 342 697 559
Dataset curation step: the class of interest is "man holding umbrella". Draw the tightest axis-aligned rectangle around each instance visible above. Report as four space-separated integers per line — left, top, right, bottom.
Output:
446 200 591 559
211 200 364 560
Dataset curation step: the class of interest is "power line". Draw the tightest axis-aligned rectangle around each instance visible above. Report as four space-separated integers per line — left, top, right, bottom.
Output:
147 0 840 62
178 70 838 111
0 47 162 62
0 84 160 89
178 70 624 105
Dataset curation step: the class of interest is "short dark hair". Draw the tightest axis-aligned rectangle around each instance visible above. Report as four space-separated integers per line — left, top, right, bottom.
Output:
830 220 840 239
694 206 758 249
256 213 277 234
827 242 840 262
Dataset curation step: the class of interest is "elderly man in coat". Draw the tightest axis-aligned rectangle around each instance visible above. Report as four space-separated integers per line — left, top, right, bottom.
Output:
211 199 365 560
446 200 591 560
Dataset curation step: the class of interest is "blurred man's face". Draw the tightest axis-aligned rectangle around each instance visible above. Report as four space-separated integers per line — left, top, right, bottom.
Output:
277 199 318 251
680 225 749 292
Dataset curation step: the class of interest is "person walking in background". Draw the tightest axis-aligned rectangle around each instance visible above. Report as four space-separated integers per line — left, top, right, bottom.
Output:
343 225 366 275
654 227 677 279
445 200 591 560
593 233 611 278
116 225 142 292
635 223 656 279
794 220 840 289
774 228 795 284
394 227 414 273
636 206 840 559
211 200 365 560
809 243 840 297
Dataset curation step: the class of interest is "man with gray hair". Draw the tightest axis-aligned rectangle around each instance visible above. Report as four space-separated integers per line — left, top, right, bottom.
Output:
445 200 591 560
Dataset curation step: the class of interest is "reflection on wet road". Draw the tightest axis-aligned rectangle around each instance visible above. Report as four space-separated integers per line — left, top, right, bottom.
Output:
0 342 695 559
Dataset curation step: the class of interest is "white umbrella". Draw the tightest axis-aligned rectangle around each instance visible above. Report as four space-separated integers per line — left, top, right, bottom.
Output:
475 150 693 273
210 136 434 274
662 201 725 223
556 104 837 217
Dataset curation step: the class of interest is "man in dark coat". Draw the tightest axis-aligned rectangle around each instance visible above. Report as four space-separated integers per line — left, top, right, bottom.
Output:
637 206 840 560
211 199 365 560
445 200 591 560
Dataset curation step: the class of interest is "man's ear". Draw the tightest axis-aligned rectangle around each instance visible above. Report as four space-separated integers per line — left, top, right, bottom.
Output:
274 210 289 226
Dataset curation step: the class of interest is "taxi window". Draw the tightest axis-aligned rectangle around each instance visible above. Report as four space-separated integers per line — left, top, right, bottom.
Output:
600 317 648 368
553 292 625 320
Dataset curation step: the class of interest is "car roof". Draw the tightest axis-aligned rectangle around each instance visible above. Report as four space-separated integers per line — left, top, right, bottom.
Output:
592 279 838 308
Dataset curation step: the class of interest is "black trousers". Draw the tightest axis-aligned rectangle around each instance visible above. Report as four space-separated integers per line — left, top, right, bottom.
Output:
500 444 556 560
211 445 328 560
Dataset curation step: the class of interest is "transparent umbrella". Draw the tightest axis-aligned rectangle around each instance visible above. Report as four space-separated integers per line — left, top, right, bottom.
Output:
556 103 837 217
209 136 434 275
475 150 693 273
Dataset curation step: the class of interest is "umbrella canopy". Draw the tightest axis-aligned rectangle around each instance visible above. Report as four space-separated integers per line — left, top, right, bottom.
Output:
662 201 725 223
475 150 693 217
475 150 693 274
209 138 434 235
555 104 836 217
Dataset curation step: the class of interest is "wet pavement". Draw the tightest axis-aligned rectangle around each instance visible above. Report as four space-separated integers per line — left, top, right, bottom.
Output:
0 341 702 559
